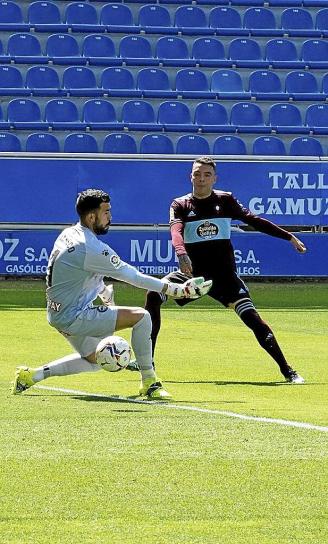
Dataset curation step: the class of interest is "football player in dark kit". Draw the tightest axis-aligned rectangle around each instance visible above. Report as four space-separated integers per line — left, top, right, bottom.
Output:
145 156 307 384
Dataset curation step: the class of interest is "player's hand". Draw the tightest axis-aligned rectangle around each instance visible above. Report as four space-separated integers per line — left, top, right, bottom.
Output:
99 284 115 306
164 277 212 299
178 254 193 277
290 235 307 253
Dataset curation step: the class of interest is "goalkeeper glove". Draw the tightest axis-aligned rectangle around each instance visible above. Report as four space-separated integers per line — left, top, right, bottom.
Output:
99 284 115 306
163 276 212 299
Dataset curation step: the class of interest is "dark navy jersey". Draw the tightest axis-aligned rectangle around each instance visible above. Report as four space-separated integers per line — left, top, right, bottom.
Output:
169 190 291 279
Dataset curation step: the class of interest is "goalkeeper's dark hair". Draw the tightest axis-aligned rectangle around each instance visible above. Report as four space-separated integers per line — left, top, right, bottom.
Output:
76 189 110 218
193 156 216 172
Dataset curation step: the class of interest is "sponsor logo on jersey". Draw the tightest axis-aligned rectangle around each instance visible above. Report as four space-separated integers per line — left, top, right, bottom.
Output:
102 249 110 256
97 305 108 313
196 221 219 239
188 210 196 216
110 254 121 268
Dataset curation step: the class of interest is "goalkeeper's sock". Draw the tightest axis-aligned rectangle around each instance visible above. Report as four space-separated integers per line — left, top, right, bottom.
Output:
145 290 164 358
32 353 101 382
131 311 156 381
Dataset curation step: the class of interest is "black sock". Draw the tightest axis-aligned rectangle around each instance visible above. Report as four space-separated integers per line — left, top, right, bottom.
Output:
145 290 165 360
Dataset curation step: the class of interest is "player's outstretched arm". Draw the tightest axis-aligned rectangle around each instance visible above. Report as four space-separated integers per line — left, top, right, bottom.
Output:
290 234 307 253
162 277 212 299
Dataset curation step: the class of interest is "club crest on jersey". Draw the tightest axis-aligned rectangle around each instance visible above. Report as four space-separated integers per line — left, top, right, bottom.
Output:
215 206 220 213
110 254 121 268
196 221 219 239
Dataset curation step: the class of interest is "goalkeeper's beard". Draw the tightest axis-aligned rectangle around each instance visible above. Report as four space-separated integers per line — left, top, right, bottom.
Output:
94 221 111 235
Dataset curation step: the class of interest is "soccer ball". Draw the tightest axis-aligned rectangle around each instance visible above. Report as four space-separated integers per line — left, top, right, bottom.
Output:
96 335 132 372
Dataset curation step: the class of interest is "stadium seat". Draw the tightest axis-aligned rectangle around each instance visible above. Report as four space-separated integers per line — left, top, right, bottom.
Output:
7 33 44 63
243 8 278 35
176 134 210 155
26 66 61 96
305 104 328 134
100 4 134 31
46 34 82 64
0 38 8 63
230 102 267 133
175 69 213 98
28 1 63 32
101 67 140 97
64 133 98 153
269 103 305 133
249 70 284 99
140 133 174 154
228 39 264 67
119 36 155 66
315 9 328 37
213 135 247 155
289 136 323 156
83 99 118 129
321 73 328 95
209 7 244 35
301 39 328 68
103 133 137 154
285 70 321 100
45 99 82 129
121 100 158 130
174 6 208 34
7 98 45 129
65 2 99 32
191 38 226 67
63 66 99 96
280 8 315 37
156 37 192 67
137 68 174 98
158 101 194 131
138 5 172 33
0 65 25 96
0 132 21 151
210 69 246 99
82 35 117 66
194 101 231 132
265 39 301 68
26 132 60 152
253 136 286 155
0 1 28 31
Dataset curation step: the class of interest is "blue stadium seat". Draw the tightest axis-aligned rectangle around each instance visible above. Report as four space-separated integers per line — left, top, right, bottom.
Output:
100 4 134 32
209 7 244 35
7 33 44 63
176 134 210 155
7 98 45 129
0 1 28 31
289 136 323 156
285 70 321 100
249 70 284 99
65 2 99 32
228 39 264 67
0 65 26 96
174 6 209 34
28 1 63 32
265 39 301 68
301 39 328 68
175 69 213 98
119 36 155 66
269 103 305 133
194 101 231 132
243 8 278 36
210 69 246 99
26 132 60 152
138 5 173 33
63 66 99 96
253 136 286 155
0 132 21 151
315 9 328 37
158 101 194 131
26 66 61 96
101 67 140 97
156 36 192 67
280 8 315 37
45 99 82 129
83 99 118 129
213 135 247 155
137 68 174 98
140 133 174 154
191 38 226 67
121 100 158 130
64 133 98 153
230 102 267 133
46 34 83 65
103 133 137 154
321 73 328 95
82 35 117 66
305 104 328 134
0 38 8 63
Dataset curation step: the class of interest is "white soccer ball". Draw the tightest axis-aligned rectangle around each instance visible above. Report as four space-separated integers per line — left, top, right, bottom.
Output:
96 335 131 372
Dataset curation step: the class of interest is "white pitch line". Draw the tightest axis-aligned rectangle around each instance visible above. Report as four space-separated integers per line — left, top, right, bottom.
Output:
35 384 328 433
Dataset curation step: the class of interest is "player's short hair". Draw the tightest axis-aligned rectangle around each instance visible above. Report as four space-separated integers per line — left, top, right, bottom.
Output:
193 156 216 172
76 189 110 217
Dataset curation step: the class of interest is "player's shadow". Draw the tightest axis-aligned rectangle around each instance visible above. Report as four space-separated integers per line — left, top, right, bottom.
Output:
167 380 292 387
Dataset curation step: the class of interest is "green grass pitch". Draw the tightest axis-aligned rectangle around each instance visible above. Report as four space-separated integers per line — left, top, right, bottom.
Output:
1 280 328 544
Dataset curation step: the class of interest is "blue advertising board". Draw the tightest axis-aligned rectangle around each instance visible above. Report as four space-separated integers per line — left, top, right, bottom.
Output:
0 158 328 226
0 229 326 277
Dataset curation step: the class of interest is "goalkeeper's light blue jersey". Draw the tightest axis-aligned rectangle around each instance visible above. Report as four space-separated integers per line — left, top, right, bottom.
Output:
46 222 163 329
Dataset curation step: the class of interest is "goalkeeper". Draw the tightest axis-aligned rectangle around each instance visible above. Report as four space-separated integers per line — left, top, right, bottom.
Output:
12 188 211 400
